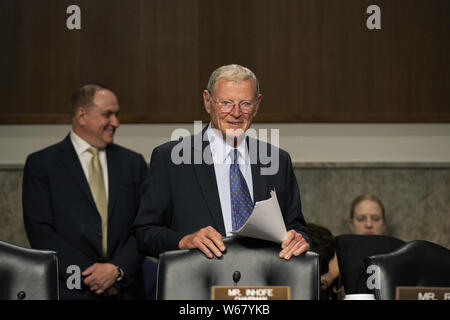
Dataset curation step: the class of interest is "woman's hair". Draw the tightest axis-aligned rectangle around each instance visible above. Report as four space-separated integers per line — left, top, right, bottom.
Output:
350 194 386 222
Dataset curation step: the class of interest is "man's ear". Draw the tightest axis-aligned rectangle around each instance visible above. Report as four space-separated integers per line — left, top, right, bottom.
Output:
203 90 212 114
253 94 262 116
75 107 87 125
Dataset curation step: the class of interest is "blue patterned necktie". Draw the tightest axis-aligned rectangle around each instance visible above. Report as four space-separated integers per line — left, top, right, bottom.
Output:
230 149 254 231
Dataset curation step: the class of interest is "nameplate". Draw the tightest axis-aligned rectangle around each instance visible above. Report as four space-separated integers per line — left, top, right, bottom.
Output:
211 286 290 300
395 286 450 300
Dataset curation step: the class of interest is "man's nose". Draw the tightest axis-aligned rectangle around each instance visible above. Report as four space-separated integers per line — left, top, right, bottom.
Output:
230 103 242 117
111 114 120 127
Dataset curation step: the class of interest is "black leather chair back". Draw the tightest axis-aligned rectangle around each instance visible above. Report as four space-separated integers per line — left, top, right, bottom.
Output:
142 256 158 300
364 240 450 300
156 237 320 300
335 234 405 294
0 240 58 300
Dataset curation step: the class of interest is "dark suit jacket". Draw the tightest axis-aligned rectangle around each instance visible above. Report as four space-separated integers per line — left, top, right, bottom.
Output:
22 134 147 299
133 129 310 258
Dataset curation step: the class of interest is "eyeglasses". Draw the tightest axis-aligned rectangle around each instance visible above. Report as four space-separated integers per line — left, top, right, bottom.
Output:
209 93 257 114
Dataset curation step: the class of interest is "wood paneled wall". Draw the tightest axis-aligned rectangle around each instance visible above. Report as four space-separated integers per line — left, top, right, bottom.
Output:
1 0 449 123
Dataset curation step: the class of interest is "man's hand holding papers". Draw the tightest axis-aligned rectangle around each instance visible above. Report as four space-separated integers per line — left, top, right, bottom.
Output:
232 191 310 260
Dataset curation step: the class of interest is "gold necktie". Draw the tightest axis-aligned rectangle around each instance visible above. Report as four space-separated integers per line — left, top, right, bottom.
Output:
87 147 108 258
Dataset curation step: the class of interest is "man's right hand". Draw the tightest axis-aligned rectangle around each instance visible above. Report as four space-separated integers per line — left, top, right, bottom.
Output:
82 263 118 295
178 226 226 258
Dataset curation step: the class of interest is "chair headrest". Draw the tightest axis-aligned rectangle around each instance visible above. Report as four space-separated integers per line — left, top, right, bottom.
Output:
335 234 405 294
0 240 58 300
364 240 450 299
157 236 320 300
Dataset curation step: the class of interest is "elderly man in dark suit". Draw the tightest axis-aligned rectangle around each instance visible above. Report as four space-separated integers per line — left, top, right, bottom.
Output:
22 84 147 299
133 64 310 260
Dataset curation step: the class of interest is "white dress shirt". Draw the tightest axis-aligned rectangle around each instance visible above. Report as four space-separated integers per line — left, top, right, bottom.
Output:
70 130 109 201
206 124 253 236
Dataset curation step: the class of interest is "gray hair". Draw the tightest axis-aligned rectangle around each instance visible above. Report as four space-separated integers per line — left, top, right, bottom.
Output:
206 64 260 99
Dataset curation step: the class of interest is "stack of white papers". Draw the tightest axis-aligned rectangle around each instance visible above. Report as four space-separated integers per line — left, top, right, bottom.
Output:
231 190 287 243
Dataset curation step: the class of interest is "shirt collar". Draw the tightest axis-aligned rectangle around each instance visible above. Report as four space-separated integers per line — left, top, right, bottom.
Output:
70 130 93 156
206 123 248 164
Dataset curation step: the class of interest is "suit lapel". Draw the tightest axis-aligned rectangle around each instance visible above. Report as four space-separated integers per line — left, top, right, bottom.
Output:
191 129 226 235
105 145 120 220
248 137 268 202
58 135 97 209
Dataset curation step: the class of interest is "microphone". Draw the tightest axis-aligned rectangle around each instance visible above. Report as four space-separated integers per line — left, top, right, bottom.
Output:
233 271 241 286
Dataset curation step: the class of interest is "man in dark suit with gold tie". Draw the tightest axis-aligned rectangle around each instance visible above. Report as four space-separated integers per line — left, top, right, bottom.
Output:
22 84 147 299
133 64 310 260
